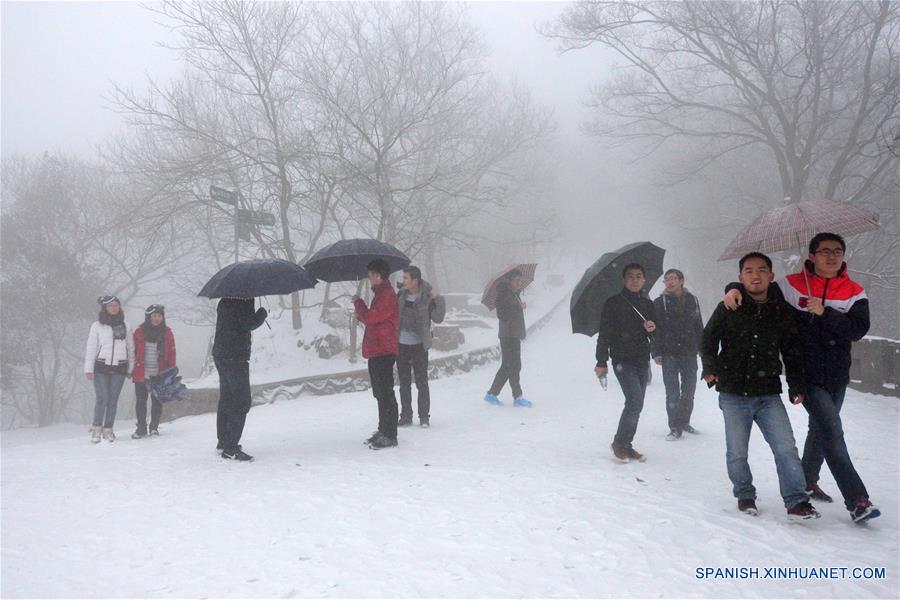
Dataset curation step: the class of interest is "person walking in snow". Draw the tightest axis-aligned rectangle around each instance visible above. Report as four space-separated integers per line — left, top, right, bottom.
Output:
702 252 820 521
484 269 531 407
355 259 402 450
653 269 704 441
722 233 880 523
594 263 658 462
131 304 176 439
396 266 446 428
84 295 134 443
213 297 268 461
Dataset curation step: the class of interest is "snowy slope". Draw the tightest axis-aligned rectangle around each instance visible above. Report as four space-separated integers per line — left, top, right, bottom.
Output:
2 308 897 598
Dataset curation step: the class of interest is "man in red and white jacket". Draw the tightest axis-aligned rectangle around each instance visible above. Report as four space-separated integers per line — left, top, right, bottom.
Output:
724 232 879 523
353 259 401 450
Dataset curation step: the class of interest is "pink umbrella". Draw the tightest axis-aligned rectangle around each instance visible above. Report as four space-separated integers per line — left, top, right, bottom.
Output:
481 264 537 310
719 200 880 261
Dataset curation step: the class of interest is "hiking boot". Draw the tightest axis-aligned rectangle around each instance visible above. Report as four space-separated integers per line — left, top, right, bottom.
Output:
398 416 413 427
484 393 502 406
625 447 646 462
683 425 700 435
665 429 682 441
513 396 532 408
805 482 833 503
101 427 116 443
363 430 380 445
420 419 430 428
611 444 630 462
149 427 160 436
787 501 820 521
222 447 254 462
850 497 881 524
368 432 398 450
738 499 758 516
90 426 102 444
132 427 148 439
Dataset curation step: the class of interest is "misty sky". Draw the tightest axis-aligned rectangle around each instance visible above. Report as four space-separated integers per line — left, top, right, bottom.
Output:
1 1 608 159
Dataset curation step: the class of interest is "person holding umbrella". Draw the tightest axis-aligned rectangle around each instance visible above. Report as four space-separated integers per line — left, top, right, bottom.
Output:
396 266 446 428
484 269 531 407
84 295 135 443
594 264 658 462
131 304 177 439
722 233 880 523
354 259 401 450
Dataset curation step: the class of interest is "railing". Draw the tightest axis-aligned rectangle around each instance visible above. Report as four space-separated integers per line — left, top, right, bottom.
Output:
849 337 900 397
166 295 568 420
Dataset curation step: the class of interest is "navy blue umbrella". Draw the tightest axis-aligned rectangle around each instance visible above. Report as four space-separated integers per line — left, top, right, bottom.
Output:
304 238 411 282
570 242 666 336
198 259 318 299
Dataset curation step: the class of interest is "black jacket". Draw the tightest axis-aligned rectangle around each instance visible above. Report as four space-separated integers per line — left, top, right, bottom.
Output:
596 289 657 367
701 292 805 398
653 290 703 356
212 298 268 361
496 282 526 341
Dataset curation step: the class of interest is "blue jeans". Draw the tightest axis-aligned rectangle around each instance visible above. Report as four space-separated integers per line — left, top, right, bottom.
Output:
718 393 807 509
612 361 649 450
661 354 697 432
801 385 868 509
93 371 126 428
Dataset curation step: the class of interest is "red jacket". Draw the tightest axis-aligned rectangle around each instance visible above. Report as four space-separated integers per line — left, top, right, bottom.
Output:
354 281 400 359
132 326 177 383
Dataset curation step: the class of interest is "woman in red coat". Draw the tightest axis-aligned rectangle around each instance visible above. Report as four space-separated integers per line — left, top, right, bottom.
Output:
131 304 176 438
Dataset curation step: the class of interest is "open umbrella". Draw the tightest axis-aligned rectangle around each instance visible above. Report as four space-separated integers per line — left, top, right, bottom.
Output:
570 242 665 336
198 258 317 299
304 238 411 283
481 263 537 310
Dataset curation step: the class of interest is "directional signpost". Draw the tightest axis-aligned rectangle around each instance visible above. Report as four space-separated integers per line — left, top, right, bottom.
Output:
209 185 277 262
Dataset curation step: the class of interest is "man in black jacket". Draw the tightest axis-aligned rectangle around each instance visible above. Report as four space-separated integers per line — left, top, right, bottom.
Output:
485 269 531 407
702 253 818 520
213 297 268 461
653 269 704 440
595 263 658 462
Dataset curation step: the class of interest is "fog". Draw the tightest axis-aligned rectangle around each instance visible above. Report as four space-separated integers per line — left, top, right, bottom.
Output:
2 1 896 428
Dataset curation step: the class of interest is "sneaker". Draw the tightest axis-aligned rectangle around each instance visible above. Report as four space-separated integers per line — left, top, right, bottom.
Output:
420 420 430 428
805 482 834 503
513 396 532 408
625 448 646 462
787 501 821 521
484 393 502 406
101 428 116 443
611 444 630 463
222 448 254 462
368 432 398 450
131 428 147 440
738 499 759 516
149 428 160 437
665 429 682 441
850 497 881 524
398 416 413 427
90 426 102 444
363 430 380 445
683 425 700 435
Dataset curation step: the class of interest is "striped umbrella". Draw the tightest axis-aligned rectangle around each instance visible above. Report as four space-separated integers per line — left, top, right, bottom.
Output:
481 264 537 310
718 200 880 261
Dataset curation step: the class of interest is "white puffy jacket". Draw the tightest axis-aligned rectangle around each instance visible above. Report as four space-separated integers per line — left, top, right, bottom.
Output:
84 321 135 374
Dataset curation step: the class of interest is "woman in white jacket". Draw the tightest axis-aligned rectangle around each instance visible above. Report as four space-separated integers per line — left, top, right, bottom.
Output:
84 295 134 443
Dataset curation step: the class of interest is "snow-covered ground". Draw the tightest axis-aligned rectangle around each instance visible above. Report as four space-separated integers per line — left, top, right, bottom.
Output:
2 308 897 598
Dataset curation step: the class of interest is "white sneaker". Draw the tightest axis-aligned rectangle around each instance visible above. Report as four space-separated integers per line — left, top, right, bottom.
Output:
90 426 102 444
101 427 116 443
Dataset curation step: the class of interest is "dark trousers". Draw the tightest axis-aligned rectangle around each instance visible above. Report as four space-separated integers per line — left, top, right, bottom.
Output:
215 358 252 452
398 344 430 422
489 337 523 398
661 354 698 432
801 385 868 509
612 361 650 450
369 355 398 440
134 381 162 432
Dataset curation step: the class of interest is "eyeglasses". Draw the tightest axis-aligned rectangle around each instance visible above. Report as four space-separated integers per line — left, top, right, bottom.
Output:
814 248 845 258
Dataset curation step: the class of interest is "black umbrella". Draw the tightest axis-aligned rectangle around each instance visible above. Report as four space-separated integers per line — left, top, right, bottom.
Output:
304 238 411 283
570 242 666 336
198 258 318 299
